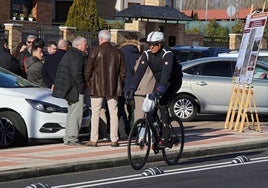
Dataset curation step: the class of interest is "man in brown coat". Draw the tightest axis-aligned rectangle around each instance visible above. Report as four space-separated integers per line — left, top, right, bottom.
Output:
85 30 126 147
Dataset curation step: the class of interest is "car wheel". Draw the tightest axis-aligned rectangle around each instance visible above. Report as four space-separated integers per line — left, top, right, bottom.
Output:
170 95 198 122
0 111 27 148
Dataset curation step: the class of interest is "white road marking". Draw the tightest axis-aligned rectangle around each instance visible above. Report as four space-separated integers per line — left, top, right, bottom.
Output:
52 156 268 188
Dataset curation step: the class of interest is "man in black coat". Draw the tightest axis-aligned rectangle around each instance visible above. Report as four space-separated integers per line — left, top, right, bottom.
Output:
52 36 88 146
41 39 69 89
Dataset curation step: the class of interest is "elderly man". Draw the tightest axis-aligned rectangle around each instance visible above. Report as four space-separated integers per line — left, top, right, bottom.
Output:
52 36 88 146
85 30 126 147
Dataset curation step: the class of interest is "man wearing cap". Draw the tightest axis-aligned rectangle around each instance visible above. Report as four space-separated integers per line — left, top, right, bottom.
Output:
125 31 183 147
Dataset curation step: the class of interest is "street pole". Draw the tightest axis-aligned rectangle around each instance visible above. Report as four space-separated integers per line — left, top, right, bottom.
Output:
179 0 182 11
205 0 208 21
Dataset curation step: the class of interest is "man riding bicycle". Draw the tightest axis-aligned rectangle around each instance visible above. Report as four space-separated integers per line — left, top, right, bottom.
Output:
125 31 183 147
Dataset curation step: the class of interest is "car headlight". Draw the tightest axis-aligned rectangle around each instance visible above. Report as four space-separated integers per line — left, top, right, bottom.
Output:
26 99 67 113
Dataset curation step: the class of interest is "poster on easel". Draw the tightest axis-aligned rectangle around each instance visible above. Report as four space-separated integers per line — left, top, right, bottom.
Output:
225 11 267 132
233 12 268 84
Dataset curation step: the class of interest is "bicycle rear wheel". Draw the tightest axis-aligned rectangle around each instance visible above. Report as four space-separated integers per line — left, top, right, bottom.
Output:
127 118 151 170
162 116 184 165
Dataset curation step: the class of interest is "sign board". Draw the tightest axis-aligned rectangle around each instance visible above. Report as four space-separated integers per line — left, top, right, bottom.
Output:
227 5 236 17
233 12 268 84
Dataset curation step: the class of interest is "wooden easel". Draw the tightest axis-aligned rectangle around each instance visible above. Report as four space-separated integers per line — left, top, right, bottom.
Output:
224 82 241 129
236 84 261 132
224 83 261 132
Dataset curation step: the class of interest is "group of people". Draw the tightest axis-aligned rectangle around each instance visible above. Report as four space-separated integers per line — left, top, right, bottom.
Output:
0 34 70 89
0 29 183 148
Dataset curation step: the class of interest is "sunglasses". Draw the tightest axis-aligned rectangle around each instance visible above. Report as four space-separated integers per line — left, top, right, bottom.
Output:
149 42 160 47
27 41 33 44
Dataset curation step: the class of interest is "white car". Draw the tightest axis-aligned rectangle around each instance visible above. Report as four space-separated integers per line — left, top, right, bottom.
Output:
0 67 90 148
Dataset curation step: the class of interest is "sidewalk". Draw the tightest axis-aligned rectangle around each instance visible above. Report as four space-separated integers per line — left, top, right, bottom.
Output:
1 120 268 182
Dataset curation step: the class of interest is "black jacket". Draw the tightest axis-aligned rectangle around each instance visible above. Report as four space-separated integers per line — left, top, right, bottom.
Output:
130 45 183 105
41 49 66 88
52 47 87 103
0 46 21 75
131 45 182 90
19 48 31 78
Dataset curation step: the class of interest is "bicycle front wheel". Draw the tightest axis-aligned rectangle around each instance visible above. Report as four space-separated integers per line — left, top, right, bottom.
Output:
162 116 184 165
127 118 151 170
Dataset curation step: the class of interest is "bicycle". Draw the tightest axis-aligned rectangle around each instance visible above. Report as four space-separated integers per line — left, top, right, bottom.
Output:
127 94 185 170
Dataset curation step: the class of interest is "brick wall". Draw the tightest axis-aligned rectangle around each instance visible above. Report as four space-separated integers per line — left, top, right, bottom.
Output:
0 0 11 26
0 0 53 26
96 0 116 20
36 0 53 24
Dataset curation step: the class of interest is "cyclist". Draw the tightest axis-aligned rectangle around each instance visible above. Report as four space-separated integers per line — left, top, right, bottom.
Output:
125 31 183 147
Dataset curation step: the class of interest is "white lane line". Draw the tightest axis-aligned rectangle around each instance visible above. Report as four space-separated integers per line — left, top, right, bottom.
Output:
52 156 268 188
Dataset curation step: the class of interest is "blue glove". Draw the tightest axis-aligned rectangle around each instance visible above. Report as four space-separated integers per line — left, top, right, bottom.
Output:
148 92 156 100
148 92 162 100
124 89 134 100
156 84 167 95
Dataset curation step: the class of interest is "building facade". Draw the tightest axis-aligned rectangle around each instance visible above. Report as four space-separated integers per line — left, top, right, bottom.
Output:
0 0 176 26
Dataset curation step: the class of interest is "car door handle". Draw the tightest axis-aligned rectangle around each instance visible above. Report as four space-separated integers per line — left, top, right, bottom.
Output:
196 81 207 86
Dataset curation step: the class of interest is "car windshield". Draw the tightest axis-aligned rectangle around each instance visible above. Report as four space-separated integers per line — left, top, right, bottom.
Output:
0 67 37 88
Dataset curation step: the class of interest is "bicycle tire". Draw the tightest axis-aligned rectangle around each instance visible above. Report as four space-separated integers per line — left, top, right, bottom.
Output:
162 116 184 165
127 118 151 170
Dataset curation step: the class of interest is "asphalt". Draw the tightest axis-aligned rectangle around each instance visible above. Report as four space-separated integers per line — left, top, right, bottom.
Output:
1 117 268 182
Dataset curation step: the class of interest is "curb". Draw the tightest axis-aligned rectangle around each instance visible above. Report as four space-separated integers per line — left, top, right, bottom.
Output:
1 141 268 182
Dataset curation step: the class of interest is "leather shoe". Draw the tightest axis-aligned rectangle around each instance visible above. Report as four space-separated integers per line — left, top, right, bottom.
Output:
85 141 97 147
111 142 119 147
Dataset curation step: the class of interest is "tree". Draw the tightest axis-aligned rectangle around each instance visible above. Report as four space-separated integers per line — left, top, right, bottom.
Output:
204 19 228 37
231 20 245 34
65 0 107 32
185 27 201 34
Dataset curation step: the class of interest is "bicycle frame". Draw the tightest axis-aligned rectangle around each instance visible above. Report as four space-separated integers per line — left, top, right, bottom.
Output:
142 106 164 153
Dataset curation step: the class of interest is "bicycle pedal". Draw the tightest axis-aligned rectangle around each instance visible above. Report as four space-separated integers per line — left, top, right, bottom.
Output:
152 144 159 154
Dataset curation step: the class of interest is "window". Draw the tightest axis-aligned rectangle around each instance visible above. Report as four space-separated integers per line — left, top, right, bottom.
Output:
183 65 200 75
11 0 32 17
254 66 268 79
200 61 233 77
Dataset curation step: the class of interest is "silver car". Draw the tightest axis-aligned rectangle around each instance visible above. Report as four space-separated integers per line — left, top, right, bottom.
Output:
170 57 268 121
